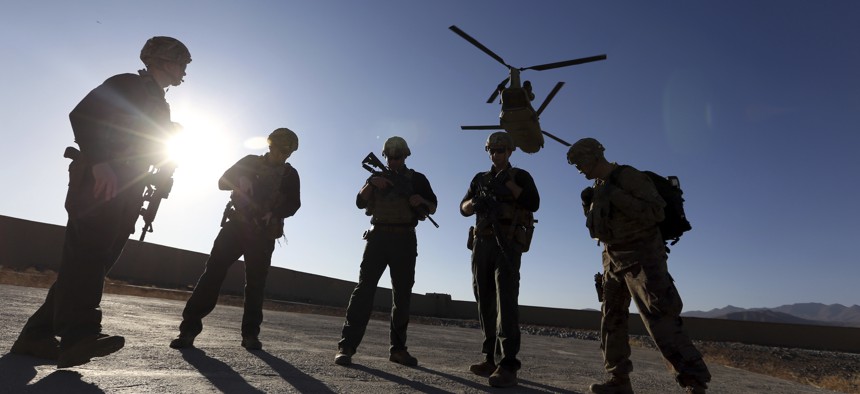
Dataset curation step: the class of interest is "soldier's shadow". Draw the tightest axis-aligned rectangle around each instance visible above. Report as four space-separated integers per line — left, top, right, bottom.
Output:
414 365 582 394
350 364 451 393
178 348 265 394
0 353 103 393
250 350 336 393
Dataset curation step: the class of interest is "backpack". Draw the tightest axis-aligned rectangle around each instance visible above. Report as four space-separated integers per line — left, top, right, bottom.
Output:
612 166 692 245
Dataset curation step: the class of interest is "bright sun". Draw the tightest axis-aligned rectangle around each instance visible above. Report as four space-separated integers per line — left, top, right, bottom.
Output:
166 108 233 194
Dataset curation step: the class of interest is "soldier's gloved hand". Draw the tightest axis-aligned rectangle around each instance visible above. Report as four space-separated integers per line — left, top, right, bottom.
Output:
581 186 594 215
471 196 489 214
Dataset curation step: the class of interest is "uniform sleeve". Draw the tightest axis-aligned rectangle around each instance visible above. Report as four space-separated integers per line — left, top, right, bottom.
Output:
68 74 150 164
608 167 665 224
514 169 540 213
459 174 481 217
356 176 372 210
412 172 437 206
218 155 259 191
275 166 301 219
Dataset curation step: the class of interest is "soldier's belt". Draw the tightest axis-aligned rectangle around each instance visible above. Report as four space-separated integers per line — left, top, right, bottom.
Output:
372 224 415 233
474 224 515 237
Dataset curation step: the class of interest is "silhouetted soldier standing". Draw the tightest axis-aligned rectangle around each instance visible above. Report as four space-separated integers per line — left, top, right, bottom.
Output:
335 136 437 367
460 132 540 388
170 128 301 351
567 138 710 394
10 36 192 368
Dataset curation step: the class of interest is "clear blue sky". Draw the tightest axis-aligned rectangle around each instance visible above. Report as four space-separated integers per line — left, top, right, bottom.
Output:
2 1 858 312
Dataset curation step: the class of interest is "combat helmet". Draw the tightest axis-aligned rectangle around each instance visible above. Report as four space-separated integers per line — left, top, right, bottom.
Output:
382 136 411 158
485 131 515 152
140 36 192 66
267 128 299 154
567 137 605 165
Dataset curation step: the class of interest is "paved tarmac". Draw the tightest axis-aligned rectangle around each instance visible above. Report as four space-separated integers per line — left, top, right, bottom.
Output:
0 284 839 393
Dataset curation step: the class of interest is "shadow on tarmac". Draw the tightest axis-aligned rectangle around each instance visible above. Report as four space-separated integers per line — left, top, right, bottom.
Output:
251 349 336 393
0 354 103 393
178 348 265 394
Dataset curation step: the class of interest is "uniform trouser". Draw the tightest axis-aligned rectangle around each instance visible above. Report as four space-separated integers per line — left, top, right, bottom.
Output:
600 252 711 385
179 220 275 339
471 235 522 370
339 229 417 353
20 160 142 346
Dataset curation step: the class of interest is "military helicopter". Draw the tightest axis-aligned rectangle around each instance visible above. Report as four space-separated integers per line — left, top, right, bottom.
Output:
449 25 606 153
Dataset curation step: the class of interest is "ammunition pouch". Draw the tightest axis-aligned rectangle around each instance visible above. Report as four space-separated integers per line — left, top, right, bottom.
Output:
260 218 285 240
594 272 605 303
513 223 534 253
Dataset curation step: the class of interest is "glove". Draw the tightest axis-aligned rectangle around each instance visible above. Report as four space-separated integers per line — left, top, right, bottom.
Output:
472 195 491 214
580 186 594 215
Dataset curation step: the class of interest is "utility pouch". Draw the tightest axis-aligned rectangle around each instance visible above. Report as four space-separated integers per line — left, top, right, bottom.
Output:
514 224 535 253
260 218 284 240
594 272 605 303
466 226 475 250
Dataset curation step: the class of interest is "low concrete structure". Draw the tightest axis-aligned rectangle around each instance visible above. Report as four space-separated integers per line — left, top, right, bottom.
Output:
2 214 858 353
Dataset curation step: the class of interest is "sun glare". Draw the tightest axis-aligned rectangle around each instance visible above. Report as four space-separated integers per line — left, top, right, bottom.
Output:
166 108 233 194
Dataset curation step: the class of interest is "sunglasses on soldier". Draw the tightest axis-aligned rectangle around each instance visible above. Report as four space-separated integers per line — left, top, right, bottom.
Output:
488 148 507 155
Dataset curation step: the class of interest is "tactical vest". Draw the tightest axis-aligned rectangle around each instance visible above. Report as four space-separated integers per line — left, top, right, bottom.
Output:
474 167 536 252
227 156 293 239
368 170 415 225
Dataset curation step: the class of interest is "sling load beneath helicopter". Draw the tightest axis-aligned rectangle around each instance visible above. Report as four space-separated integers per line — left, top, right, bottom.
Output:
449 25 606 153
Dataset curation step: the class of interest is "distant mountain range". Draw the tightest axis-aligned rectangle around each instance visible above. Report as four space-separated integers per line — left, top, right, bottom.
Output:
682 303 860 328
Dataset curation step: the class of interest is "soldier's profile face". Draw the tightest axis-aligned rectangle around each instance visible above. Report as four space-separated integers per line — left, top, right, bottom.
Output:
164 61 187 86
574 160 596 179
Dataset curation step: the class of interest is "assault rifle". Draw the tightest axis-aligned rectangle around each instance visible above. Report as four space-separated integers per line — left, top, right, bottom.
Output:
361 152 439 228
472 172 512 259
139 162 177 241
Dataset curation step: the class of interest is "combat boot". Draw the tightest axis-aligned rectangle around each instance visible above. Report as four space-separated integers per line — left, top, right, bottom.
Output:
334 347 354 366
389 349 418 367
469 359 497 377
488 365 517 388
169 334 196 349
241 336 262 350
589 374 633 394
57 334 125 368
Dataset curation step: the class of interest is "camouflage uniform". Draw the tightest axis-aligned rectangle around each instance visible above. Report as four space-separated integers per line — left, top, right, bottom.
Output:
588 164 710 388
460 164 540 371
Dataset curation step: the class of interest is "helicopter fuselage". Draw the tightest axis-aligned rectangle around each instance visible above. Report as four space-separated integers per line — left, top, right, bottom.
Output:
499 86 544 153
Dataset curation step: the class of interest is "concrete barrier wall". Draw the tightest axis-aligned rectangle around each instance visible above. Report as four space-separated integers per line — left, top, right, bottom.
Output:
2 214 858 353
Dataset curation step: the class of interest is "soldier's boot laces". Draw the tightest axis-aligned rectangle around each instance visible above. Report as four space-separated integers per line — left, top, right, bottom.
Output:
589 375 633 394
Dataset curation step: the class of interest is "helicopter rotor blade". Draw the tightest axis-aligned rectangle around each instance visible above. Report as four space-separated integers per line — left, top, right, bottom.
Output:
449 25 511 69
536 82 565 116
461 125 504 130
523 54 607 72
486 77 510 103
541 130 572 147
